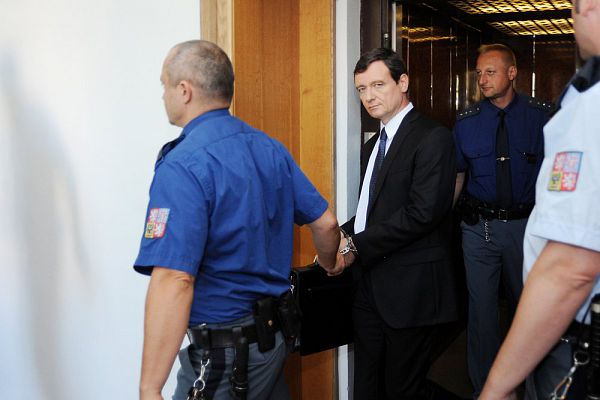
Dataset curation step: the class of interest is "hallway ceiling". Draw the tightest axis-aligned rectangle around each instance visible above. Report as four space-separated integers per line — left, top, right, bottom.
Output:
409 0 574 36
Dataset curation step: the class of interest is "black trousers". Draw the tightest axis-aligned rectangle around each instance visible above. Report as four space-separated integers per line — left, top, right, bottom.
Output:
353 274 437 400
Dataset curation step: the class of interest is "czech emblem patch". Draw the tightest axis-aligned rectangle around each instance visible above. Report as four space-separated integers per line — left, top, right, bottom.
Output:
548 151 582 192
144 208 170 238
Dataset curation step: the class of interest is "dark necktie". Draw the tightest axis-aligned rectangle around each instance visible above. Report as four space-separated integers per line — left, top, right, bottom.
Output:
495 110 512 208
368 127 388 208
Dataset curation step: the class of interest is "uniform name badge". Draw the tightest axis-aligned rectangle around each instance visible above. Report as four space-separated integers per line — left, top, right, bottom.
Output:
145 208 170 238
548 151 583 192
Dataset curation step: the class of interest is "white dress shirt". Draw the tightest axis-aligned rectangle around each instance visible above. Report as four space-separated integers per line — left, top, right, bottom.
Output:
354 103 414 234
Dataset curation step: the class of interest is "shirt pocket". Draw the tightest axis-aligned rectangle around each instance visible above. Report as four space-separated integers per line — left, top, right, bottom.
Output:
463 143 495 178
514 143 539 175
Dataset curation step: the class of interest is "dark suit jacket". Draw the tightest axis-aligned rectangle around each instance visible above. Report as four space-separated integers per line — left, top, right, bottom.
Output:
342 108 458 329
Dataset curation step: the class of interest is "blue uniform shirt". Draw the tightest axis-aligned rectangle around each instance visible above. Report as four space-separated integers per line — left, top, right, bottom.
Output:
134 109 328 325
454 93 551 205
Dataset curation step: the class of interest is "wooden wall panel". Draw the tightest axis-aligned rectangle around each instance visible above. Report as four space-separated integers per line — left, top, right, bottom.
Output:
534 41 576 103
297 0 334 262
231 0 264 129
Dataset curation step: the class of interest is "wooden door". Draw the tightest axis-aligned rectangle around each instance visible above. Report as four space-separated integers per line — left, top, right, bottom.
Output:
201 1 336 398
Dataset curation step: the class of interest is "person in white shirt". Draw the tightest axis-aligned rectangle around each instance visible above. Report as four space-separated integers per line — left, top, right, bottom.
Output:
480 0 600 398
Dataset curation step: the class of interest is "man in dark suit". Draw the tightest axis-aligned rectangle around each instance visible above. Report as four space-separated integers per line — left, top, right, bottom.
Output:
325 48 458 400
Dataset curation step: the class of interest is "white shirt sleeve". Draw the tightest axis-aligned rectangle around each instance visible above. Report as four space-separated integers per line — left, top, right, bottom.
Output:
528 84 600 253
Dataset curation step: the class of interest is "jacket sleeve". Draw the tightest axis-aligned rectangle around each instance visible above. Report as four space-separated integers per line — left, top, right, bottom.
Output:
341 217 356 235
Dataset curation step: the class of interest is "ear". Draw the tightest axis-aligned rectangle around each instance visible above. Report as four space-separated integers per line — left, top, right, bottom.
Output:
399 73 409 93
508 65 517 81
179 80 193 104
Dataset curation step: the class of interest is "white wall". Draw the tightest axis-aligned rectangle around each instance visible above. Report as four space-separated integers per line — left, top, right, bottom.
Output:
335 1 361 399
0 1 199 398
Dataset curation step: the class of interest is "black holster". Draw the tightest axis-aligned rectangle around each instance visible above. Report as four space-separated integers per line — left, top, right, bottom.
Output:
277 290 301 342
253 297 277 352
253 290 301 351
456 193 480 225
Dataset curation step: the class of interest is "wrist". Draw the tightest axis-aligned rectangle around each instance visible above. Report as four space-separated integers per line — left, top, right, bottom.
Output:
480 380 515 400
139 383 162 398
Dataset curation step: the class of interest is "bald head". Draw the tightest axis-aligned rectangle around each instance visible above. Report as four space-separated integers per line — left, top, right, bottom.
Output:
164 40 234 104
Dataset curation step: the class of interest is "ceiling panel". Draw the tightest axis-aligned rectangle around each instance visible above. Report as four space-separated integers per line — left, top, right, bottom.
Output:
444 0 573 35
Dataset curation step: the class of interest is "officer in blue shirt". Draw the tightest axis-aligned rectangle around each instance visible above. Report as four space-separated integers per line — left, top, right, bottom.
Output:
453 43 551 398
134 40 340 400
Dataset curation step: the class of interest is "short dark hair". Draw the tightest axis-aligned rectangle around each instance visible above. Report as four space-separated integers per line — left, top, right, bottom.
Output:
354 48 407 83
478 44 517 68
167 40 235 103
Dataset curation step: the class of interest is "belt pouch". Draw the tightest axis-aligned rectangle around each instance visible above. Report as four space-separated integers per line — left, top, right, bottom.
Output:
277 290 301 341
456 194 479 225
253 297 276 352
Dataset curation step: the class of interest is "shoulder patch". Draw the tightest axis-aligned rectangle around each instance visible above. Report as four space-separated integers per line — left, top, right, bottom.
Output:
527 96 554 113
145 208 170 238
548 152 582 192
456 104 481 121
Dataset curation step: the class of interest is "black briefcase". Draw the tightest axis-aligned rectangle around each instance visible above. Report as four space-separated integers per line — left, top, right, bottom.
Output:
289 262 355 356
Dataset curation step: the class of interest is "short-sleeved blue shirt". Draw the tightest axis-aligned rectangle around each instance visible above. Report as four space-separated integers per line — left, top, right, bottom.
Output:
134 109 328 325
453 93 550 205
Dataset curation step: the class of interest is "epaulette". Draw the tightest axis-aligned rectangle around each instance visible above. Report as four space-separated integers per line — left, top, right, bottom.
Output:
456 103 481 121
527 96 554 112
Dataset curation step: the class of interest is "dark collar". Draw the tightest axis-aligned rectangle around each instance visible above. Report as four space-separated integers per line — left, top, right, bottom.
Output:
551 56 600 117
571 56 600 92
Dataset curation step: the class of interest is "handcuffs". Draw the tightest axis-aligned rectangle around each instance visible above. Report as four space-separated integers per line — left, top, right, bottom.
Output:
339 228 358 256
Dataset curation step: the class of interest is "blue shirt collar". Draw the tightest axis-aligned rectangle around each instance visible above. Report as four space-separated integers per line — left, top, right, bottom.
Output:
181 108 231 139
484 92 521 114
157 108 231 162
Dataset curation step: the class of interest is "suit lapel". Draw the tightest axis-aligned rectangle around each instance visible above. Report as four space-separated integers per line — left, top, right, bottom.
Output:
366 108 419 218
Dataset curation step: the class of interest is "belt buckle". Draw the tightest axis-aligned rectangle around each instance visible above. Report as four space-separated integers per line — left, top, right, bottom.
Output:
498 209 508 222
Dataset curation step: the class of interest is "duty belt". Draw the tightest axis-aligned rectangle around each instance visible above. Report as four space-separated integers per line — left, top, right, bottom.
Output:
561 319 591 344
187 321 280 349
477 204 533 221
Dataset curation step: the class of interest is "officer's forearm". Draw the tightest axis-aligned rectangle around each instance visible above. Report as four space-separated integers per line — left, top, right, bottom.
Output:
140 267 194 399
481 241 600 400
309 208 340 270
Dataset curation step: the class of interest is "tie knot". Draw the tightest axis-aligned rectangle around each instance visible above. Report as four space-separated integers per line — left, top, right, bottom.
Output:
498 109 506 118
380 128 387 141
